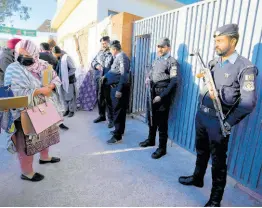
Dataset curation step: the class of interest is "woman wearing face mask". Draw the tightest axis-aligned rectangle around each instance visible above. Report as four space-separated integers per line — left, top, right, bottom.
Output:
4 40 63 182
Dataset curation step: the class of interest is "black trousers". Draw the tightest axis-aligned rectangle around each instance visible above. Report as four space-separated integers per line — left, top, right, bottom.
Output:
105 85 129 138
96 79 113 122
147 87 170 150
194 110 229 203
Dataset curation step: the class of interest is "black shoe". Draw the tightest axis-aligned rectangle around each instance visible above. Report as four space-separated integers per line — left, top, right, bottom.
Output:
63 111 69 117
108 121 114 128
204 200 220 207
68 112 74 117
110 131 124 136
107 136 122 145
178 175 204 188
59 123 69 130
139 139 155 147
93 116 106 123
21 173 44 182
151 148 166 159
39 157 61 164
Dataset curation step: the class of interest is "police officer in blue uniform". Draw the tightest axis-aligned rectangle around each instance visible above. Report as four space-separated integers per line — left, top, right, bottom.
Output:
178 24 258 207
92 36 114 128
104 40 130 144
139 38 179 159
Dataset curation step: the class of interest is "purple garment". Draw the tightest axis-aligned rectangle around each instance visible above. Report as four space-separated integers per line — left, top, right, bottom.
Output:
76 69 98 111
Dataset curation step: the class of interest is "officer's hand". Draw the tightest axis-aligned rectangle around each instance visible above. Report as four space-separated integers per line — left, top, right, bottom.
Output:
145 77 150 87
97 65 103 71
224 122 231 132
207 82 215 99
115 91 122 98
153 96 161 103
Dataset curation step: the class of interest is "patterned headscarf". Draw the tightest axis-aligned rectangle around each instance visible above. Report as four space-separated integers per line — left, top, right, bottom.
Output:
15 40 61 85
16 39 49 74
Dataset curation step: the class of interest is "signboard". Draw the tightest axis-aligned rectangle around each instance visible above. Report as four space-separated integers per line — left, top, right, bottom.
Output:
0 26 37 37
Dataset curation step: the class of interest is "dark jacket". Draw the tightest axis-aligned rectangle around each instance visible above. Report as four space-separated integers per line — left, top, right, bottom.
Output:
39 52 58 69
0 48 15 85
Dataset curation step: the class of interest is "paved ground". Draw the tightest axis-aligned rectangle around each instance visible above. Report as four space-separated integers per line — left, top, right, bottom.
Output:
0 109 261 207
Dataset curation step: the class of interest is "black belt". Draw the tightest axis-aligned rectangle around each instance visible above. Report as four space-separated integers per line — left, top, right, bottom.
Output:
199 105 217 117
154 87 166 93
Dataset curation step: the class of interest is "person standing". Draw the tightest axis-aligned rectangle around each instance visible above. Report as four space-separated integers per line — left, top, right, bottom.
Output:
39 42 69 130
52 46 77 118
139 38 179 159
104 40 130 144
5 40 61 182
92 36 114 128
0 38 21 85
178 24 258 207
39 42 58 69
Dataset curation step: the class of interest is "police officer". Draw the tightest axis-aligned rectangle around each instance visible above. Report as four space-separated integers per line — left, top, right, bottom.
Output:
92 36 114 128
104 40 130 144
178 24 258 207
139 38 179 159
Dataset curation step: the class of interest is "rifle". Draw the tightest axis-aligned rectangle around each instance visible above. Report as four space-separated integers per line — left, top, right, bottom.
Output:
146 65 153 127
190 50 231 137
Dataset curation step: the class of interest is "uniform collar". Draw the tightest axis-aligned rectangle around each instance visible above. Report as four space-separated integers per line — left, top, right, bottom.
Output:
115 51 122 58
158 53 170 60
219 51 238 65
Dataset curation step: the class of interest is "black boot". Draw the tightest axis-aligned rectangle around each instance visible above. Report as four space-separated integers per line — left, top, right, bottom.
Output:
108 121 114 128
63 111 69 117
107 135 122 145
139 139 155 147
178 175 204 188
206 167 227 207
93 116 106 123
151 148 166 159
68 112 74 117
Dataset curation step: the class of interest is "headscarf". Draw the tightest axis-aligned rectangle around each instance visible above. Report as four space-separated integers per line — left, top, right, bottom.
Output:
16 39 49 74
15 40 61 85
7 38 21 50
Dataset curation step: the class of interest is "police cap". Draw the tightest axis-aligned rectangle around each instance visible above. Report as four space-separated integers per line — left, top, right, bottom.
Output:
213 24 239 38
157 37 171 47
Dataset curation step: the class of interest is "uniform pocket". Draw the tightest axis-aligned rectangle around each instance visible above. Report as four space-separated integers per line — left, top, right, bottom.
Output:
220 84 239 106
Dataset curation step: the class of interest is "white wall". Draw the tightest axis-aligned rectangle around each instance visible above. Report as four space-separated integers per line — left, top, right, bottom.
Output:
97 0 182 21
57 0 98 41
87 16 112 65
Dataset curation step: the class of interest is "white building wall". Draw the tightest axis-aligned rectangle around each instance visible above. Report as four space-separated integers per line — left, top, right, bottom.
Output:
97 0 183 21
57 0 99 41
87 16 112 66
